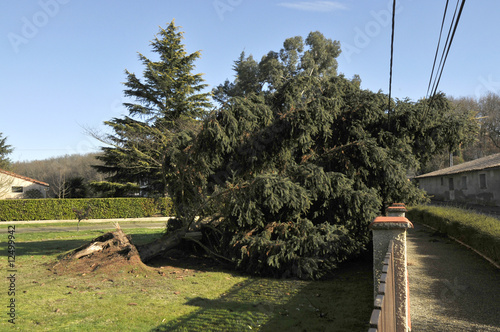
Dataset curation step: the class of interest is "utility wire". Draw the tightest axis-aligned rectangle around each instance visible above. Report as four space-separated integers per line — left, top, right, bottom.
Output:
388 0 397 115
430 0 466 98
426 0 466 101
429 0 460 98
426 0 450 98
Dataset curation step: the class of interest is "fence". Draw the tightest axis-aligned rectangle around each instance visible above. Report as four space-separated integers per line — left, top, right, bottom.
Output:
368 203 412 332
369 240 396 331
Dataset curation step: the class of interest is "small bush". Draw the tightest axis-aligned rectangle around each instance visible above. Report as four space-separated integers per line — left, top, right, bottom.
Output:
0 197 175 221
408 205 500 265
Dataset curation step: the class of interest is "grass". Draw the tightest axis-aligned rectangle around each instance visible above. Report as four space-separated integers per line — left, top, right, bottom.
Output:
408 205 500 265
0 224 373 331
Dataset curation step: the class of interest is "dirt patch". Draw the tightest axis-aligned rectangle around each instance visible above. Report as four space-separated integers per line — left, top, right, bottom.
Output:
50 228 153 276
49 228 225 279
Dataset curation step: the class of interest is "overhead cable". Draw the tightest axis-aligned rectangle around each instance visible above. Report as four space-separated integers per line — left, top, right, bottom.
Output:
426 0 467 100
388 0 397 114
426 0 450 98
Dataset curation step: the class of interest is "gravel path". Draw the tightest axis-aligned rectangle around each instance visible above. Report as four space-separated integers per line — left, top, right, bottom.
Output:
407 222 500 331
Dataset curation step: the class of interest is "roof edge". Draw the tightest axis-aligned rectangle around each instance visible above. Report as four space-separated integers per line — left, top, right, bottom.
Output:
415 153 500 179
0 169 50 187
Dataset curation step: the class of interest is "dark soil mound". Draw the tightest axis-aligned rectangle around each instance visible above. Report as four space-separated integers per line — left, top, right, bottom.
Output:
51 226 152 276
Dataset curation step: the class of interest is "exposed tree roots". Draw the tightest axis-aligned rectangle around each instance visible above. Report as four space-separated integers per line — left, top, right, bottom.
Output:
51 223 205 276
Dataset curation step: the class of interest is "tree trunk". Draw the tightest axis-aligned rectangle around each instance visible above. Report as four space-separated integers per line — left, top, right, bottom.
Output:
137 228 188 262
65 224 140 261
54 222 206 275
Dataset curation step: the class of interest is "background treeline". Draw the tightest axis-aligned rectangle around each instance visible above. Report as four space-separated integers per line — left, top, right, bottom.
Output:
12 153 105 198
422 94 500 173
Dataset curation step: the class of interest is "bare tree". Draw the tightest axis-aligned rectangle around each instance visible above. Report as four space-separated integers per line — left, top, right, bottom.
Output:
50 166 70 198
479 92 500 149
12 153 104 198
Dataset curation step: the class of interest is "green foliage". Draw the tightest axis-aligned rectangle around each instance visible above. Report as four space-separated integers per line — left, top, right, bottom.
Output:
187 33 420 279
408 205 500 265
0 197 174 221
90 181 141 197
157 31 478 279
392 93 479 169
95 20 211 196
0 132 13 170
96 27 478 279
67 177 89 198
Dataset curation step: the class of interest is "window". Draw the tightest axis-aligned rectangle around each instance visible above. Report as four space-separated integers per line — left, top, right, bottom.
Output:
441 177 444 186
448 178 454 190
461 176 467 190
11 186 23 193
480 174 487 189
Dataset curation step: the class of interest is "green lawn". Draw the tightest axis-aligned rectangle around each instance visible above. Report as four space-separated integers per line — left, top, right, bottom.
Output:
1 225 373 331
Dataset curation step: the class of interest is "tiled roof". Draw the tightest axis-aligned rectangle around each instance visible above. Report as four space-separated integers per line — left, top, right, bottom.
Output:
0 169 49 187
415 153 500 178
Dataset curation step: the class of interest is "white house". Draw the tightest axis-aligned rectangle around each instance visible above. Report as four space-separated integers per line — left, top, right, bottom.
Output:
0 169 49 199
415 153 500 207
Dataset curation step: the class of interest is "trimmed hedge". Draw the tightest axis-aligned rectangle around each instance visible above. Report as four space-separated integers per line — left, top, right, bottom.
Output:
0 197 175 221
408 205 500 266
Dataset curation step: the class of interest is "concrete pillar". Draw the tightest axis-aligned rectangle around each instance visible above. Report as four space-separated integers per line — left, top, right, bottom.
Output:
386 203 407 217
370 206 413 332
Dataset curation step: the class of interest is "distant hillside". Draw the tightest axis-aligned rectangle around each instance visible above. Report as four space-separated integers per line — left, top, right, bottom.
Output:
12 153 105 198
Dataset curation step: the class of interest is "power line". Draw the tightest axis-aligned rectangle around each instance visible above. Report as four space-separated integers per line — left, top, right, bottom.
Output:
388 0 397 115
426 0 450 98
426 0 467 101
431 0 466 98
428 0 461 98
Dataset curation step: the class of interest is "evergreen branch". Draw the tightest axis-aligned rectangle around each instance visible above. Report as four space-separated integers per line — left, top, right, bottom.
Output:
322 141 363 156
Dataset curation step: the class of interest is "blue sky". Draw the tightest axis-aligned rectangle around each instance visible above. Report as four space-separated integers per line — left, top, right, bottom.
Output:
2 0 500 162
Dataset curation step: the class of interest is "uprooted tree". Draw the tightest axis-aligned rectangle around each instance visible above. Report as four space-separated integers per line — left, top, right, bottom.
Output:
70 23 478 279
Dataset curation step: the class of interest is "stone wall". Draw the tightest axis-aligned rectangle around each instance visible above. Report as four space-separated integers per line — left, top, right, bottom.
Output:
368 204 412 332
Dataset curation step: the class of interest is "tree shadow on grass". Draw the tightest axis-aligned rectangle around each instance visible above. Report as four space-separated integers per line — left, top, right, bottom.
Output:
147 247 234 274
3 239 91 256
4 232 162 257
151 254 374 332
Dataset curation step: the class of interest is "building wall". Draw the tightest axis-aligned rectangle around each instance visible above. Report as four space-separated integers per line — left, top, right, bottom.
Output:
0 173 48 199
418 168 500 207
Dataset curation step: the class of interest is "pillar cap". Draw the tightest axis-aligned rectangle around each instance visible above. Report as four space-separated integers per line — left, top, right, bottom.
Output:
391 202 406 207
369 216 414 229
387 206 408 212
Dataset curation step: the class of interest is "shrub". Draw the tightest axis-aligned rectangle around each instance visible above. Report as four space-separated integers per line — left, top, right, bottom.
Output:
408 205 500 265
0 197 174 221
